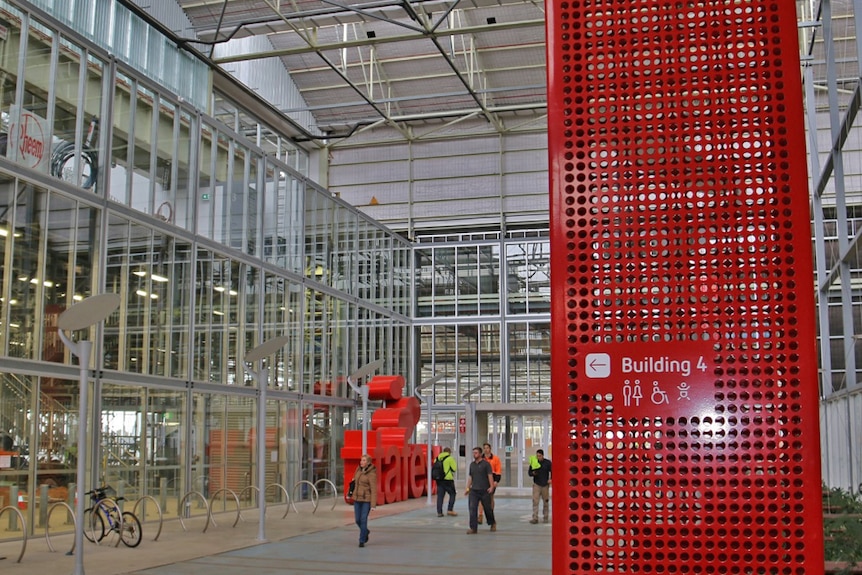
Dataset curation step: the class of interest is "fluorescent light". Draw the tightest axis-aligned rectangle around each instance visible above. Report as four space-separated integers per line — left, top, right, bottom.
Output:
133 271 147 277
0 228 6 237
214 286 225 292
73 294 83 301
135 289 148 297
228 290 237 296
151 274 169 283
213 310 225 316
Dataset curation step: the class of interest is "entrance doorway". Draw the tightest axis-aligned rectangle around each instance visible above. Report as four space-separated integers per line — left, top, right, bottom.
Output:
472 404 551 489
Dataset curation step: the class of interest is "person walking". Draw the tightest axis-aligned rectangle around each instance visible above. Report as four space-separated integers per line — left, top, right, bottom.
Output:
478 442 502 525
352 453 377 547
465 446 496 534
436 446 458 517
528 448 552 524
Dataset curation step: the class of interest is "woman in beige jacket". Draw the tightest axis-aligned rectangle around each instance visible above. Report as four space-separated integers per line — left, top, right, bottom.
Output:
352 453 377 547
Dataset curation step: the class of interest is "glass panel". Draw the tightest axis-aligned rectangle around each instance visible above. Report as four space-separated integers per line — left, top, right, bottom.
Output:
506 241 550 314
284 400 301 489
36 374 79 498
0 372 31 509
229 142 248 251
246 151 259 257
143 387 186 520
394 242 410 317
8 184 46 360
0 12 20 157
477 244 500 315
101 384 144 498
44 195 97 360
332 204 356 295
434 247 456 317
173 109 196 230
260 400 290 498
124 222 153 373
286 282 302 392
108 72 134 205
130 84 154 215
21 18 52 139
196 122 218 239
153 98 176 225
302 402 343 493
168 239 192 378
456 246 478 316
0 173 14 353
303 287 322 394
265 167 304 273
508 322 551 403
415 248 433 318
78 52 104 192
193 247 212 382
206 394 255 515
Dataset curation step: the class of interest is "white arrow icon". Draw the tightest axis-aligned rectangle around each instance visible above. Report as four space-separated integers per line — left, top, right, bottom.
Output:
585 353 611 378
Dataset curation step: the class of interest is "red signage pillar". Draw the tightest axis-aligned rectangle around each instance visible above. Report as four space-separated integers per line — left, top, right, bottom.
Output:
547 2 824 574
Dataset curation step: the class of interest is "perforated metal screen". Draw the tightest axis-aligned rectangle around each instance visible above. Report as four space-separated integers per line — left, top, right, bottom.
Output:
547 2 824 573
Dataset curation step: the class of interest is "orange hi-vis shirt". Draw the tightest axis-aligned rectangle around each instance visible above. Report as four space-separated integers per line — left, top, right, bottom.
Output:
486 453 502 477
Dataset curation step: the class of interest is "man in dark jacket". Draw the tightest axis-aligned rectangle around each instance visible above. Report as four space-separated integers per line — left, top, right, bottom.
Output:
528 448 551 524
436 446 458 517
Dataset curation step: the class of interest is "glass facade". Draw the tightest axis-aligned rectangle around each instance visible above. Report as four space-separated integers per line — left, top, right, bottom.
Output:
0 0 409 538
414 230 552 488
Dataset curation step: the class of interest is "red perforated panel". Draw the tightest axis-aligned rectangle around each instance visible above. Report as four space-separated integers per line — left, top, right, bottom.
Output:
547 2 824 574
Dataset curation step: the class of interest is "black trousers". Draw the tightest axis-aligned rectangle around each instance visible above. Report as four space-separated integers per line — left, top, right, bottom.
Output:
436 479 456 513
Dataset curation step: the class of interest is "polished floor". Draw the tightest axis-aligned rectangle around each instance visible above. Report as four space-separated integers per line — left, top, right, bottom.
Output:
1 495 552 575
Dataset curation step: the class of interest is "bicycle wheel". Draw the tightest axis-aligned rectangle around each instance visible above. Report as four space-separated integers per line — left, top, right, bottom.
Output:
119 511 142 547
83 507 105 543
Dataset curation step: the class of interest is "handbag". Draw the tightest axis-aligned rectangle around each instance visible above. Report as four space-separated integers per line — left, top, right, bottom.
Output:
346 479 356 503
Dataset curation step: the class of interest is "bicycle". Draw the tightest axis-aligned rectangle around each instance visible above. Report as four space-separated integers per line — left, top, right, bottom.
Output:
83 486 142 547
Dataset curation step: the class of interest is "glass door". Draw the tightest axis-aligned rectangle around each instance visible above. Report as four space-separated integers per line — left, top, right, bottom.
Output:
483 412 551 488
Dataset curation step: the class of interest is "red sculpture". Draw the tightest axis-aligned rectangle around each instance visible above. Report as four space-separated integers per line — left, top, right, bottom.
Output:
341 375 438 504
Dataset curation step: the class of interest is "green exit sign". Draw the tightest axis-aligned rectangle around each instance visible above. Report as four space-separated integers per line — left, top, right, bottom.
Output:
201 193 210 200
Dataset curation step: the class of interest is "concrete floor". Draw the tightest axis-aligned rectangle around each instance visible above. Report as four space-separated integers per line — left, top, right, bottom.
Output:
0 495 552 575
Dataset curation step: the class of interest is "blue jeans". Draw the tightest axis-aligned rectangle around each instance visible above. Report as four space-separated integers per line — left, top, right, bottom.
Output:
353 500 371 544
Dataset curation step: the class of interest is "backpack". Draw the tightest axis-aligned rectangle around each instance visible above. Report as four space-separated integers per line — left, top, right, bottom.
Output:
431 456 445 481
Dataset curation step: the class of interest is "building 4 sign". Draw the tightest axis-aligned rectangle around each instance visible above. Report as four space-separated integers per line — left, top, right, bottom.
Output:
583 342 715 416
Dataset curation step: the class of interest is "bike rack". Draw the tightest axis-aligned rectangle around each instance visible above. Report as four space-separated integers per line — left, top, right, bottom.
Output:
0 505 27 563
290 480 319 514
45 501 75 554
264 483 291 519
237 486 259 522
178 491 210 533
208 488 240 528
132 495 164 541
314 479 339 512
92 497 124 548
